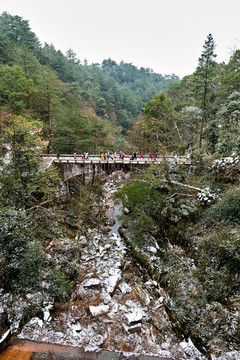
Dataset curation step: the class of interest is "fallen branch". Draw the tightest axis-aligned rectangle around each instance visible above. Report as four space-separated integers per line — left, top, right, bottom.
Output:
26 197 55 212
169 180 202 192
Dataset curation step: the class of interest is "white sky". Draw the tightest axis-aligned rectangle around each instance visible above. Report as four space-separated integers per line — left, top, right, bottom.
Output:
0 0 239 78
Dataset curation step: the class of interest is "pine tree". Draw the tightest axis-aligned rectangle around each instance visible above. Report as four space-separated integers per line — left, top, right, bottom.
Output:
194 34 217 149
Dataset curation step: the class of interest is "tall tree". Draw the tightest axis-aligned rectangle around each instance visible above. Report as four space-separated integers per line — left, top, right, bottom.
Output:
193 34 217 149
0 114 42 208
0 12 40 54
0 114 61 209
0 65 35 114
143 92 176 154
29 66 64 141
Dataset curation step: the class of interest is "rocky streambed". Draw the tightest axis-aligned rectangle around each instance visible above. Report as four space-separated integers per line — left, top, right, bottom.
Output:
5 172 204 360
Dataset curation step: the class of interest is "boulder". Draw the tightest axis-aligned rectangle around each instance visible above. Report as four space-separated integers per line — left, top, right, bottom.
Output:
89 304 109 316
125 310 143 326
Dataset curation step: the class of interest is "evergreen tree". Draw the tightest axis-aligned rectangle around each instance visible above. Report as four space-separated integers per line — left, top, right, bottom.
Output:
221 49 240 98
193 34 217 149
0 65 35 114
0 12 40 53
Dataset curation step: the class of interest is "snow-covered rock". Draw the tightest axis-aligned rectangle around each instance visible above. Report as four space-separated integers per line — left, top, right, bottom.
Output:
125 311 143 326
89 304 109 316
119 282 132 294
83 278 100 287
148 246 158 254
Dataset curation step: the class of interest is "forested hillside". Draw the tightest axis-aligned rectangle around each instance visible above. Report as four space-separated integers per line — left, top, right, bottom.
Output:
0 11 240 360
0 11 178 154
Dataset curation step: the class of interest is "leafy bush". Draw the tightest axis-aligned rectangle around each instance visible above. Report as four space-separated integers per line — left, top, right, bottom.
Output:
215 136 234 156
202 190 240 226
0 208 45 291
190 152 205 174
201 229 240 274
114 180 164 244
17 241 46 289
47 268 72 300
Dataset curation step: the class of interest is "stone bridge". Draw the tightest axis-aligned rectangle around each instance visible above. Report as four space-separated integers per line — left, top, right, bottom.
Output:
41 155 190 182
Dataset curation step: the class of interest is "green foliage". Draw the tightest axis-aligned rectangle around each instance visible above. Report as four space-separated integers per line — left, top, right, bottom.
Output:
115 179 163 215
0 114 61 209
202 190 240 226
215 91 240 156
221 49 240 98
192 34 218 149
206 120 219 153
0 12 40 53
47 268 72 300
179 106 202 150
202 228 240 274
0 115 41 207
114 179 164 243
0 208 45 291
190 151 205 174
101 58 179 101
0 30 15 64
143 92 177 153
0 65 35 113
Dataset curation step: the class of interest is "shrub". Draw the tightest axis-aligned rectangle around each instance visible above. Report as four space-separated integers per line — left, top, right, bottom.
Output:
203 229 240 274
0 208 45 291
190 152 204 174
202 190 240 226
47 268 72 300
17 241 45 289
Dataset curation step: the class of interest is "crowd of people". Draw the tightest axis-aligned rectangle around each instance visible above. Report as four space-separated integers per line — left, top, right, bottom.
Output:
66 151 158 160
56 147 192 162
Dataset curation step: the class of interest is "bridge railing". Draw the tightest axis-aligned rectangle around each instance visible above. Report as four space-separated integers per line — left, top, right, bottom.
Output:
42 154 189 160
41 154 191 164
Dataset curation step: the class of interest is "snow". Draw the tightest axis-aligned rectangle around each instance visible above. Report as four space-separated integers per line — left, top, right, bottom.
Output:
83 278 100 287
125 311 143 325
89 304 110 316
105 269 121 293
148 246 158 254
119 282 132 294
0 329 11 343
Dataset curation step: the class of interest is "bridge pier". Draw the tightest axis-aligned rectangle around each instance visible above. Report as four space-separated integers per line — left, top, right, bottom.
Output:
54 161 150 182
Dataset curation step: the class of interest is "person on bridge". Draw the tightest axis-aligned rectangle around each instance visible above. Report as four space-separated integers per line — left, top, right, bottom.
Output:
73 152 77 159
119 151 122 159
149 151 153 159
133 152 137 159
154 153 157 160
101 152 104 160
85 152 89 159
140 151 144 159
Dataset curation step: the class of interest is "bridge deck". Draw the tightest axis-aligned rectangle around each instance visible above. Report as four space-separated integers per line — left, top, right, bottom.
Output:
42 155 190 165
